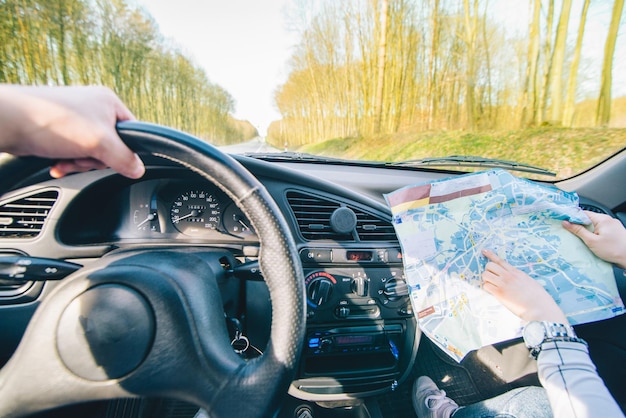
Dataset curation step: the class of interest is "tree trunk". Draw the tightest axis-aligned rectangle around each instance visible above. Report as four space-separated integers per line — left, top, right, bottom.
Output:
563 0 590 127
373 0 388 134
481 0 492 127
427 0 439 130
463 0 478 130
596 0 625 127
522 0 541 127
539 0 555 124
548 0 572 123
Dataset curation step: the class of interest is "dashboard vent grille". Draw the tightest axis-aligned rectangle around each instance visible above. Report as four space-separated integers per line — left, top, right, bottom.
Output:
579 203 607 214
286 191 397 242
287 192 350 241
355 210 398 241
0 190 59 238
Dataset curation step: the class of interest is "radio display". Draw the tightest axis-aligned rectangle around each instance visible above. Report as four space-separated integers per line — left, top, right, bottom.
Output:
346 250 373 261
335 335 374 346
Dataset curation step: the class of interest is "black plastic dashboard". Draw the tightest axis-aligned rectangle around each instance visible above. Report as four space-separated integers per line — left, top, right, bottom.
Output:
0 153 421 403
56 169 261 245
1 149 625 408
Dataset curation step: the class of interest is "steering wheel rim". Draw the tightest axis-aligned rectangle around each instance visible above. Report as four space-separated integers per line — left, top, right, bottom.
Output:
0 121 306 417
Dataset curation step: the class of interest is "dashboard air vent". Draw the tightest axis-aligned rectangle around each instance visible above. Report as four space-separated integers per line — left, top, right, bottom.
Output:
0 190 59 238
286 191 397 242
354 210 398 242
579 203 607 214
287 192 351 241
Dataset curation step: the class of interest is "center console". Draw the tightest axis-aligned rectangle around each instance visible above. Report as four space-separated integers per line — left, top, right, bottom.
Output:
288 246 418 401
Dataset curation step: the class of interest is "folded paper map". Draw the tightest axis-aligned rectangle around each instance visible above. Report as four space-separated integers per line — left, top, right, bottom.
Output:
385 169 624 362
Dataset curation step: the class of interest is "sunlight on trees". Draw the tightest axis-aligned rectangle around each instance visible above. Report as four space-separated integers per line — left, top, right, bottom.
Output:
0 0 256 144
270 0 625 147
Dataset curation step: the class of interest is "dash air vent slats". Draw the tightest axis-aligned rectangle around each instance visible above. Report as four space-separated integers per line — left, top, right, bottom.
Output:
0 190 59 238
579 204 606 214
355 212 398 242
286 191 398 242
286 192 351 241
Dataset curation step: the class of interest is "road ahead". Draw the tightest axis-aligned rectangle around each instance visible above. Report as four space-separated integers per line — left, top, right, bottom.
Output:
219 136 281 154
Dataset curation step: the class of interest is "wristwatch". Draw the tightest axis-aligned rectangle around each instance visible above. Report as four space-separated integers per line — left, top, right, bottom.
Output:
522 321 586 359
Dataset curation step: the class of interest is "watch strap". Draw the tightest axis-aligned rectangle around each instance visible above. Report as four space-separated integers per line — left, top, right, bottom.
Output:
543 322 577 339
526 321 587 359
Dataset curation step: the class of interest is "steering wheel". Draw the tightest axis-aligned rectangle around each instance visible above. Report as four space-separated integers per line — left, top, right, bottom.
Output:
0 121 306 418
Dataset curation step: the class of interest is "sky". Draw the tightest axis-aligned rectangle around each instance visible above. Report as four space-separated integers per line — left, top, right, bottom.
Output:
136 0 297 136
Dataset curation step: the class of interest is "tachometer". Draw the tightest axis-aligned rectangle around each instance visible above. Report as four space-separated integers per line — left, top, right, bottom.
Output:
170 190 221 235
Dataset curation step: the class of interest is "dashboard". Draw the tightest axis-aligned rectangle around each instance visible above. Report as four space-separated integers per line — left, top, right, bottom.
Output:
53 170 259 246
0 155 419 403
1 147 626 414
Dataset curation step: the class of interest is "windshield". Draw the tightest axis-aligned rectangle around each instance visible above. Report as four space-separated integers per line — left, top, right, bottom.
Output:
1 0 624 180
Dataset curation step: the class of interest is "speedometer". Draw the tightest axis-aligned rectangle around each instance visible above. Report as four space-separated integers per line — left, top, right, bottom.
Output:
170 190 221 235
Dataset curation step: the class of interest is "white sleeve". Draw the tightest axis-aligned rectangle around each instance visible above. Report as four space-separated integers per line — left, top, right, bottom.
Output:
537 340 624 418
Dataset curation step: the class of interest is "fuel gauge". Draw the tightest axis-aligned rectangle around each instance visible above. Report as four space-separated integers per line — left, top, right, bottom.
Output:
223 204 255 237
132 191 160 233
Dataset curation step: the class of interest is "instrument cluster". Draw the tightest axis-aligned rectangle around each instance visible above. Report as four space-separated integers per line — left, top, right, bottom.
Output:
125 178 257 240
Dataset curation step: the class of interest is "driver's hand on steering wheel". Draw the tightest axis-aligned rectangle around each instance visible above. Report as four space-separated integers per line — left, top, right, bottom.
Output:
0 84 145 179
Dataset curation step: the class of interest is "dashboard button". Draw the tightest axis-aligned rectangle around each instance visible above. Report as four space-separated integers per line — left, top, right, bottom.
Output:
300 249 332 263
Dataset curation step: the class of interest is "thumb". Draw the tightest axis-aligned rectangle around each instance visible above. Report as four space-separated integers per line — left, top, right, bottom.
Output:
562 220 594 244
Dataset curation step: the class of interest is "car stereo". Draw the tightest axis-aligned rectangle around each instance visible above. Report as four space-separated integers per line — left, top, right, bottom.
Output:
288 247 418 399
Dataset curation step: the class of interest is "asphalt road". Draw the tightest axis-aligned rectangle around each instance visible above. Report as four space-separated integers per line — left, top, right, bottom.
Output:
219 136 282 154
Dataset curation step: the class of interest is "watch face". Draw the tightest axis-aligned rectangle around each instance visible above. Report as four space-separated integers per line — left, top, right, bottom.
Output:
523 321 546 347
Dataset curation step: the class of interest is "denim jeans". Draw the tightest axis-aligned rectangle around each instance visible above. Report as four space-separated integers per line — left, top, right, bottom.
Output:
453 386 552 418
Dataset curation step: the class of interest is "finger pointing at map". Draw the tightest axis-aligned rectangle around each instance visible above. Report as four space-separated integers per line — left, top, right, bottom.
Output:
481 249 568 325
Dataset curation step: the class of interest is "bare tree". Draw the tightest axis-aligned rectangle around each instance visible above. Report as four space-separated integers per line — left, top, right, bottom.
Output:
521 0 541 127
373 0 389 134
424 0 440 129
545 0 572 124
596 0 625 127
539 0 555 124
463 0 479 130
563 0 590 127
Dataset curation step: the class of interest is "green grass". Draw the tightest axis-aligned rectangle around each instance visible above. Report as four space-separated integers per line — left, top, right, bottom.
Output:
299 127 626 179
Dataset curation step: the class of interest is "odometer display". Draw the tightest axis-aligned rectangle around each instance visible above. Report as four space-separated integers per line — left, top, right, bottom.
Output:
170 191 221 235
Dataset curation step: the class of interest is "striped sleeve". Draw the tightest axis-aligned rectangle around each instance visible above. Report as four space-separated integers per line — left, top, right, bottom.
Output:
537 340 624 418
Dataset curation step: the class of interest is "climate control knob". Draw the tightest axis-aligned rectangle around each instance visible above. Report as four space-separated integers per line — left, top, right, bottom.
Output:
308 278 333 306
305 271 337 307
383 278 409 301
